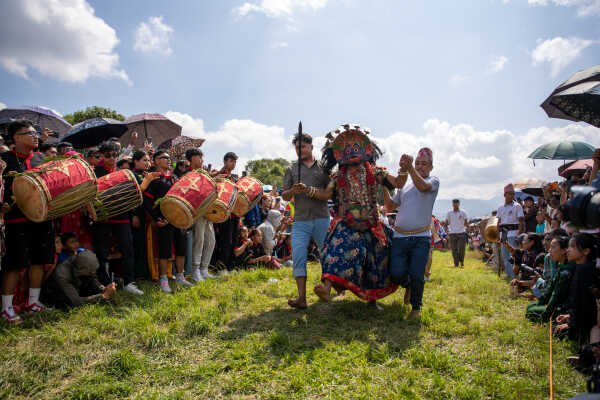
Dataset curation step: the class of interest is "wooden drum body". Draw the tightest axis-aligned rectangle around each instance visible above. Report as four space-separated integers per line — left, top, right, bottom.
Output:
204 178 238 223
12 157 97 222
232 176 263 217
160 170 218 229
88 169 142 221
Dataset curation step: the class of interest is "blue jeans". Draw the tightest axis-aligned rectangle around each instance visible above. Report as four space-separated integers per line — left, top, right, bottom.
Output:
500 236 517 278
292 218 330 278
389 236 431 311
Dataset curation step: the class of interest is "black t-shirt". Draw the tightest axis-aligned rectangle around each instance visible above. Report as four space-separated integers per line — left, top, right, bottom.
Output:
1 150 46 222
143 173 176 220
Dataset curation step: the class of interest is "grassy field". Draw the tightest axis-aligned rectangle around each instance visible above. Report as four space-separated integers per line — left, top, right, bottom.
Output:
0 250 586 399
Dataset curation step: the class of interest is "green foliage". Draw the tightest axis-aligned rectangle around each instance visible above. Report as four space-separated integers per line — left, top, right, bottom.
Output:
63 106 125 125
245 158 290 188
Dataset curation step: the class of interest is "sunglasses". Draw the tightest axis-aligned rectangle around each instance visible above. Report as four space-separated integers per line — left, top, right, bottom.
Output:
16 131 40 138
104 152 118 159
157 156 171 160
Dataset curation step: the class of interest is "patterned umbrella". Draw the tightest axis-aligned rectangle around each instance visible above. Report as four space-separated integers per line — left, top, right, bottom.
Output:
0 106 72 135
122 113 182 148
541 64 600 128
62 118 127 148
160 135 206 161
527 140 594 160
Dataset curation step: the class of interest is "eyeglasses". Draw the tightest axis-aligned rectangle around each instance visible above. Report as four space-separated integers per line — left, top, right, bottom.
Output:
104 152 118 159
505 192 515 195
16 131 40 138
157 156 171 161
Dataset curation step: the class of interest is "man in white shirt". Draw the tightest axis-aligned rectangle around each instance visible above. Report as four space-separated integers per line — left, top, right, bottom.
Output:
497 183 524 278
445 199 468 268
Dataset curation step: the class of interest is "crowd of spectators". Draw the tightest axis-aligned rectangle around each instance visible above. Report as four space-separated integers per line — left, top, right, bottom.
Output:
0 119 295 324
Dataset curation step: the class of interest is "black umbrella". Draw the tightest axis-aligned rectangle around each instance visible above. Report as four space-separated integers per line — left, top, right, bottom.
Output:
0 106 72 135
541 64 600 128
61 118 127 148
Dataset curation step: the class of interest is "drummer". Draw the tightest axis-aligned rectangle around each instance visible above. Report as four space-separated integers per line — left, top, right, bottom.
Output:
144 150 192 293
92 141 143 296
185 148 216 282
1 120 54 324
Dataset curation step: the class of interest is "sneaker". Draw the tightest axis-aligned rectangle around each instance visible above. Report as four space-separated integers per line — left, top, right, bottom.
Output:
124 282 144 295
176 277 194 287
201 268 215 279
192 269 204 283
1 310 22 325
160 280 172 294
24 301 51 314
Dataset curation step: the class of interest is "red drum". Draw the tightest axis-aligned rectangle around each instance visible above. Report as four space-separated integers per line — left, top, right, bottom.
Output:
232 176 263 217
204 178 238 223
12 157 97 222
87 169 143 221
160 170 218 229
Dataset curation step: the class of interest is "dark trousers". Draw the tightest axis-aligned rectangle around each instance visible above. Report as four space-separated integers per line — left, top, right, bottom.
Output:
449 233 467 266
213 216 239 270
389 236 431 311
93 222 135 286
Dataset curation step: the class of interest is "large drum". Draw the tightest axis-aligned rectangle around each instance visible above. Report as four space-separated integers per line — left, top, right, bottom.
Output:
160 170 218 229
87 169 143 221
12 157 97 222
483 217 500 243
232 176 263 217
204 178 238 223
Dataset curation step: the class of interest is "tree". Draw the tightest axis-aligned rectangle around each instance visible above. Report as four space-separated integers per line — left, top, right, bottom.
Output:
245 158 290 188
63 106 125 125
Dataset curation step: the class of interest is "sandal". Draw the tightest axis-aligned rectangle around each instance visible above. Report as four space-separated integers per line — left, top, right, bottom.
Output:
1 310 22 325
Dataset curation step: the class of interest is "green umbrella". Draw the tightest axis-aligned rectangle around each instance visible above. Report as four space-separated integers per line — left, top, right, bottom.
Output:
527 140 594 160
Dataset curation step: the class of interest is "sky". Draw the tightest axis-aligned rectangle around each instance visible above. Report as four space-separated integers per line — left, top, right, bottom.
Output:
1 0 599 202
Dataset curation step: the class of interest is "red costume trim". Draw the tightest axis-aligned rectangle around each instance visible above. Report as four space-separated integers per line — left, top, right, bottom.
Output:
143 192 154 200
5 217 28 224
322 273 398 301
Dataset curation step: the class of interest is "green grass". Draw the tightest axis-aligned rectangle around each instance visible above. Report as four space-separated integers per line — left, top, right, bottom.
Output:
0 250 585 399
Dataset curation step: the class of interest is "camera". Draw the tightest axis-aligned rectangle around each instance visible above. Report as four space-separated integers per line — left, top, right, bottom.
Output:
561 185 600 229
516 263 541 280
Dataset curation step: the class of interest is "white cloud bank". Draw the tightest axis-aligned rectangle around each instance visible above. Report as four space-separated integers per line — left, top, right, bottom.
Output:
488 55 508 73
0 103 5 111
134 16 174 55
166 111 599 200
528 0 600 16
532 37 594 77
233 0 328 18
0 0 130 84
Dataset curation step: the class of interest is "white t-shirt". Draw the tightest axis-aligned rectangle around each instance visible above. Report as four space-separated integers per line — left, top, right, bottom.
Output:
497 202 524 238
446 209 467 234
392 176 440 238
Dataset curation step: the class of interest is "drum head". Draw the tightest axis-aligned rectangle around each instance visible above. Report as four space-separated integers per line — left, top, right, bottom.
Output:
160 197 194 229
232 195 250 217
12 175 47 222
205 202 230 223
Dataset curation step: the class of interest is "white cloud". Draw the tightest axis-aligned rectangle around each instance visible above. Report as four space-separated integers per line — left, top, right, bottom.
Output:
134 16 174 55
0 0 130 85
449 74 469 87
532 37 594 76
233 0 328 18
165 111 598 200
488 55 508 73
165 111 295 174
528 0 600 16
272 41 289 49
0 103 6 111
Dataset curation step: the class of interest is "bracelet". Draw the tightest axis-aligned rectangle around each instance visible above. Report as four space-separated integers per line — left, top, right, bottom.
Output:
398 171 408 177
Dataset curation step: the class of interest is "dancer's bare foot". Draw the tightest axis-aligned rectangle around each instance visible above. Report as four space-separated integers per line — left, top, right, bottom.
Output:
368 300 383 311
314 284 331 302
403 288 411 305
287 298 307 309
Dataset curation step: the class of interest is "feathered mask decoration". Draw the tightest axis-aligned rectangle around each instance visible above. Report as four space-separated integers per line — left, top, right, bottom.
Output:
321 124 382 174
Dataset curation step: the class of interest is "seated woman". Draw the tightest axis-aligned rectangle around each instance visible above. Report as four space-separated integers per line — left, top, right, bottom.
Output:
504 233 544 292
526 235 574 322
257 209 283 256
41 250 116 309
554 233 600 345
234 228 280 269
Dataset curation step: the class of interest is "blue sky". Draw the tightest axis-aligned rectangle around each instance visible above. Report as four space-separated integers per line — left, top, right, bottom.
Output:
1 0 599 202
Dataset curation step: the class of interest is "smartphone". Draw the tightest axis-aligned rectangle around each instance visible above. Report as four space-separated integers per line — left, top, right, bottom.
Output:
242 170 247 177
147 137 153 144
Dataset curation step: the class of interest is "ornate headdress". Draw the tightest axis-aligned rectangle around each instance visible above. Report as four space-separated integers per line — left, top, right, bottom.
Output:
321 124 382 174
